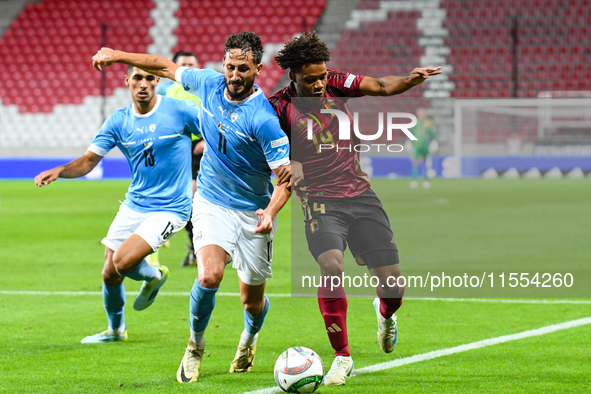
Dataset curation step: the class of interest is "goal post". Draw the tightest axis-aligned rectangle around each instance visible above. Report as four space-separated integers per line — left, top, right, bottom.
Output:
451 98 591 178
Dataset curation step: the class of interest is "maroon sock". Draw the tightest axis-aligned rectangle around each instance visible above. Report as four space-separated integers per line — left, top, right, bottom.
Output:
318 286 349 357
377 286 405 319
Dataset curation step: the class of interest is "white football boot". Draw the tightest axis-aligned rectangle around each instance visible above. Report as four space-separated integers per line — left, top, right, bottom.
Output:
373 297 398 353
229 337 257 373
133 265 169 311
324 355 353 386
81 327 127 343
177 338 205 383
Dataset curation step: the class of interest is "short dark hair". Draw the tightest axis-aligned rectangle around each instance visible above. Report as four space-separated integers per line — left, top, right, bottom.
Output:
224 31 264 64
275 31 331 73
127 64 135 75
172 50 198 64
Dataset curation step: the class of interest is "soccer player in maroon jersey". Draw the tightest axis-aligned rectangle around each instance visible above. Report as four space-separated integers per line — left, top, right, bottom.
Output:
269 32 441 386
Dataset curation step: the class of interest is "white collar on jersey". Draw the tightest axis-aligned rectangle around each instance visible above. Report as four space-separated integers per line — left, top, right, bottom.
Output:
132 94 162 118
223 86 263 105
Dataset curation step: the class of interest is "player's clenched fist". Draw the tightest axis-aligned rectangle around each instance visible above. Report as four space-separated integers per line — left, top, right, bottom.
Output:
92 47 118 71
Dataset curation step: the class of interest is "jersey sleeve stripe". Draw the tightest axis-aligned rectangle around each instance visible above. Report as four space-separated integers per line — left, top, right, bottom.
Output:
267 157 290 170
175 66 188 83
88 143 108 157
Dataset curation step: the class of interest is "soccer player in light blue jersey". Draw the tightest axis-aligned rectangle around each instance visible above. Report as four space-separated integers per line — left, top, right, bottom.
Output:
34 65 201 344
92 32 292 383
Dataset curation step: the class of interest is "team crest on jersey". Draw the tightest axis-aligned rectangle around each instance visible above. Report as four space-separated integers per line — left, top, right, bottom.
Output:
195 230 202 241
296 102 338 132
149 124 156 132
231 112 239 122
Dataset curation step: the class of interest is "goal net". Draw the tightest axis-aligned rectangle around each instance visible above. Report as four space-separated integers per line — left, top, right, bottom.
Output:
450 98 591 178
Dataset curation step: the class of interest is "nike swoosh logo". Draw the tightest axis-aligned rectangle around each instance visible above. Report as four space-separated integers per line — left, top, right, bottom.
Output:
180 364 192 382
148 288 160 301
234 361 253 372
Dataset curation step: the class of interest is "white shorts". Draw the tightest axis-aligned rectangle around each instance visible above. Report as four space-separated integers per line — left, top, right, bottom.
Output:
192 194 277 286
102 203 187 252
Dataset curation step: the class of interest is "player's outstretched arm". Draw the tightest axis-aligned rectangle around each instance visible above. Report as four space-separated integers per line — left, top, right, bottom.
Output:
254 165 292 234
92 47 178 81
34 151 102 187
359 66 443 96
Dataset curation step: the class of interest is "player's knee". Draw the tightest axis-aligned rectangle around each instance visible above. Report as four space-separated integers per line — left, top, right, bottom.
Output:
111 252 127 273
320 263 342 278
198 270 223 289
316 251 343 277
379 264 401 280
102 267 122 286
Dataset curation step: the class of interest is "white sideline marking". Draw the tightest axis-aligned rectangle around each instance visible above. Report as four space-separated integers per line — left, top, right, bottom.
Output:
1 290 589 393
354 316 591 375
0 291 590 304
242 316 591 394
409 297 591 305
0 290 290 297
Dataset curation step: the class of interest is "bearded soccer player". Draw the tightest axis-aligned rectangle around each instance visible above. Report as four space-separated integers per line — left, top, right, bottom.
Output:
93 31 291 383
269 32 441 386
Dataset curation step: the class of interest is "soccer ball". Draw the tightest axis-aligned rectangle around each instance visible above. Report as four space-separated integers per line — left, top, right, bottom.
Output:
274 346 324 393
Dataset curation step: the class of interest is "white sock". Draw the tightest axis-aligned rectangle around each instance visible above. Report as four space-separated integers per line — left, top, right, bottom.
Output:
240 329 258 346
109 325 126 335
190 329 205 345
147 267 162 283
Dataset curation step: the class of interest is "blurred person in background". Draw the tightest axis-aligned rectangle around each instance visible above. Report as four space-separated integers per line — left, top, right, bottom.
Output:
410 107 437 189
156 51 198 95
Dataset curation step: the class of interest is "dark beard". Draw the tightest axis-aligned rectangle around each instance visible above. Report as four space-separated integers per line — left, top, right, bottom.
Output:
225 78 254 100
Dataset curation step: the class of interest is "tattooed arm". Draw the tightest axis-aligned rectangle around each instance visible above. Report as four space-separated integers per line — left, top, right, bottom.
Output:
92 47 178 80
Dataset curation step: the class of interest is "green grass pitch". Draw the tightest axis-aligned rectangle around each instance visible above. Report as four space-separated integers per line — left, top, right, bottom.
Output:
1 179 590 393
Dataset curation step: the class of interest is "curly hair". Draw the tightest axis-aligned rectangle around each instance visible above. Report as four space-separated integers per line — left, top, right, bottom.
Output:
224 32 264 64
274 31 331 72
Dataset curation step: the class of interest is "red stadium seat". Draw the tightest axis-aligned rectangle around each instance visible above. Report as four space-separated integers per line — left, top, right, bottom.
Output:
0 0 155 113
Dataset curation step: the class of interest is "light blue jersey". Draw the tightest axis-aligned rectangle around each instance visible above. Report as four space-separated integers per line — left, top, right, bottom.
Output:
88 95 201 221
175 67 290 211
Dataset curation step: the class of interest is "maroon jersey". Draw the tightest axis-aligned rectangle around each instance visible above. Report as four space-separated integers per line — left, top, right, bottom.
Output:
268 69 370 199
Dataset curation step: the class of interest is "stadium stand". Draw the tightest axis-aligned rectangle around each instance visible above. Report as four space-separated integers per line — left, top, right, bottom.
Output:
0 0 327 114
440 0 591 155
443 0 591 98
0 0 154 113
0 0 589 162
173 0 326 93
330 10 425 97
0 0 326 156
327 0 448 146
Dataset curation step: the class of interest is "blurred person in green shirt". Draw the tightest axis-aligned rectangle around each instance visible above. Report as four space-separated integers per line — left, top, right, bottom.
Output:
410 107 437 189
148 51 204 267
